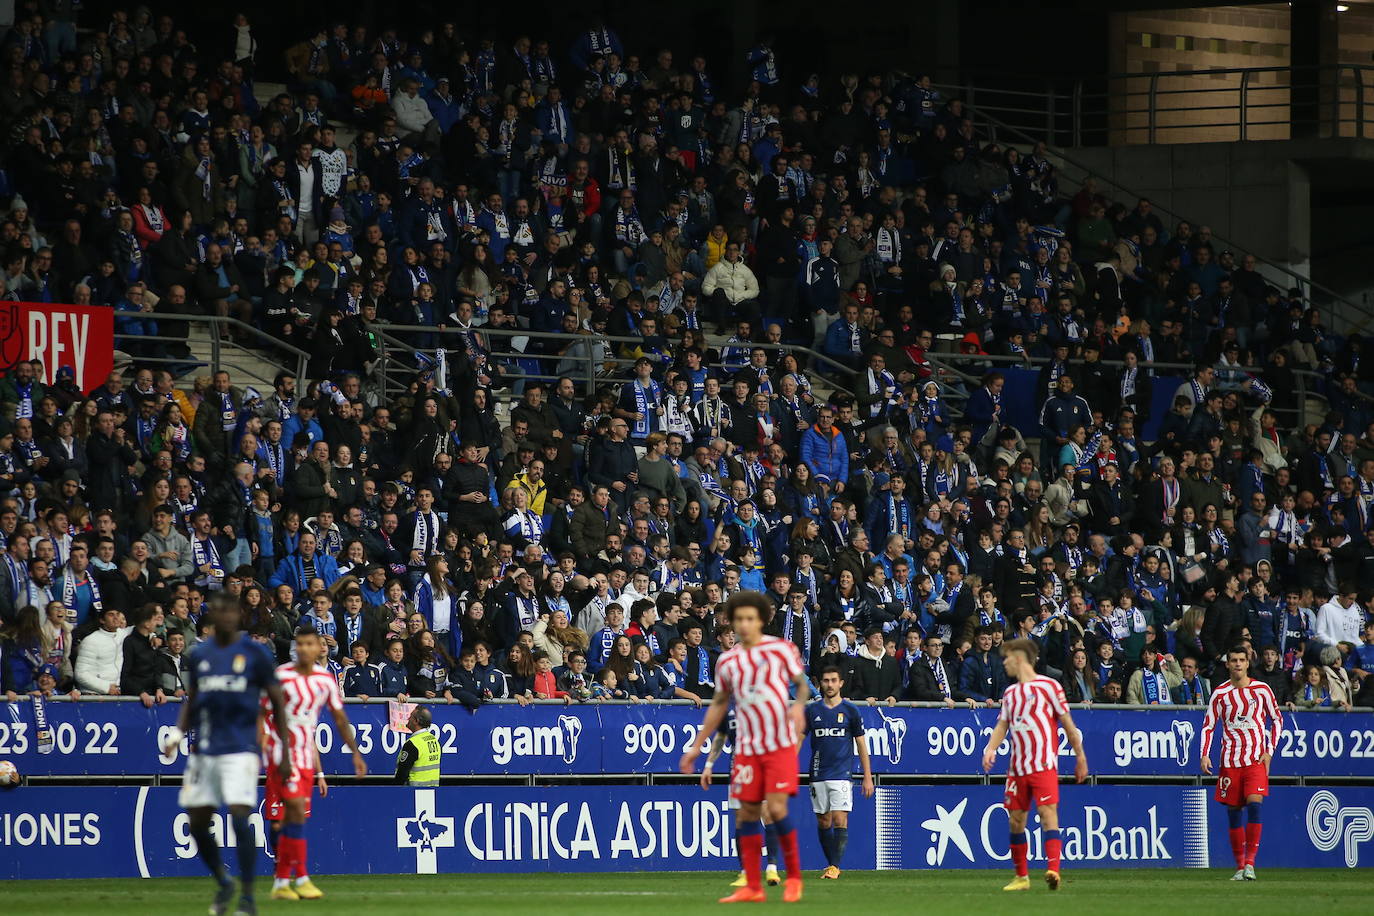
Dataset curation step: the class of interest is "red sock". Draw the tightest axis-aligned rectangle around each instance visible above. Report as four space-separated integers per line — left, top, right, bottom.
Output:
294 835 308 878
274 834 293 879
1010 832 1029 878
1228 827 1246 869
1045 831 1062 872
739 831 764 890
1245 823 1262 866
776 824 802 880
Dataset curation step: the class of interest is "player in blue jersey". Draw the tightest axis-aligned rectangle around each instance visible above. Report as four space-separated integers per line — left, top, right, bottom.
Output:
701 706 782 887
808 666 874 879
164 598 291 916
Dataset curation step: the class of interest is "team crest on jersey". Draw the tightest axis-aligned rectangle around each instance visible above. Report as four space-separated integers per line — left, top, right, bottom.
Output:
837 713 844 723
233 655 246 673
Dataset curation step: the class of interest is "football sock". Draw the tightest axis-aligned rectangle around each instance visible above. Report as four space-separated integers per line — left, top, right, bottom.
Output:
1009 831 1029 878
274 840 293 881
774 816 801 879
818 825 835 867
276 822 303 880
1044 829 1062 872
832 826 849 867
231 814 256 898
1244 802 1263 866
290 822 307 879
763 821 779 868
738 819 764 890
190 822 227 885
1227 806 1246 869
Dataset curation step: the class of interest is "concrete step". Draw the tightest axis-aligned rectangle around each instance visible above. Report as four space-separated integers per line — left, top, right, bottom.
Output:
183 326 302 390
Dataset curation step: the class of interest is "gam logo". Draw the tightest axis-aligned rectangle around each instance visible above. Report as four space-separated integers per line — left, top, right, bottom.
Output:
490 716 583 765
864 711 908 765
1112 720 1194 767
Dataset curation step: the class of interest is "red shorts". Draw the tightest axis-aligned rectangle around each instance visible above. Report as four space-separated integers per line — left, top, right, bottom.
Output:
730 745 799 804
264 765 314 821
1004 768 1059 812
1216 763 1269 805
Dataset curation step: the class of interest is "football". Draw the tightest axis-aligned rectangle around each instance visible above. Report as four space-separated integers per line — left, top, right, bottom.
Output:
0 760 18 789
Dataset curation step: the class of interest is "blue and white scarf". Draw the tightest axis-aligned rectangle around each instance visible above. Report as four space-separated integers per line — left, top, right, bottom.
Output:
928 657 951 698
693 646 713 687
1141 666 1172 704
782 608 812 662
191 535 223 590
886 494 911 539
630 379 660 439
60 565 102 623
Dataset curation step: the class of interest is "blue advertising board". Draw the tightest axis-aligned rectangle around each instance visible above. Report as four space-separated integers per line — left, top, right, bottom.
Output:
2 785 1371 879
4 699 1374 779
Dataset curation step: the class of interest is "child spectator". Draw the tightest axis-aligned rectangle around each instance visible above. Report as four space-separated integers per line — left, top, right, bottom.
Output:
342 641 381 699
377 638 410 698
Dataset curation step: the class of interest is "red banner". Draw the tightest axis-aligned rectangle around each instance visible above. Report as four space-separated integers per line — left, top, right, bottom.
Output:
0 301 115 395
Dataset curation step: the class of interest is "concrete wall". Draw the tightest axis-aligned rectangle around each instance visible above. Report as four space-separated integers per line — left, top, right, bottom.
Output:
1105 3 1372 145
1065 138 1374 327
1066 140 1313 263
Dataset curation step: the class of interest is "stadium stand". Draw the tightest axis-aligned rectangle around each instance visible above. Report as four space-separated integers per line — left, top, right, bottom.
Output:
1 5 1374 722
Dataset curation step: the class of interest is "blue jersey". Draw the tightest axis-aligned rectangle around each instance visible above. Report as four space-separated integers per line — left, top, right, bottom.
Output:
717 707 737 744
806 699 865 780
186 635 278 756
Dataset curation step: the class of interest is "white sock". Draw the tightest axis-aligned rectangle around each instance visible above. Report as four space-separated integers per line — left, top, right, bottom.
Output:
273 878 290 890
295 874 311 886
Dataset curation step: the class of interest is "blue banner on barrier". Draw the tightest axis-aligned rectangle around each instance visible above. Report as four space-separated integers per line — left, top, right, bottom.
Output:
4 700 1374 779
1 785 1371 879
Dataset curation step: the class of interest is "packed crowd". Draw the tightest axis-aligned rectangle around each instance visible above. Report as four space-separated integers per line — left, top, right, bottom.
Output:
0 7 1372 714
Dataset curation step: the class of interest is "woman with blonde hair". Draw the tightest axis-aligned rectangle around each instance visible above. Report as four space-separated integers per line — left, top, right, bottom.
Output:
531 608 589 669
40 600 74 682
501 485 543 549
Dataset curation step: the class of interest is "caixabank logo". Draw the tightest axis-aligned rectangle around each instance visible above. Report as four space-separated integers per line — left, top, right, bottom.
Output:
875 787 1208 870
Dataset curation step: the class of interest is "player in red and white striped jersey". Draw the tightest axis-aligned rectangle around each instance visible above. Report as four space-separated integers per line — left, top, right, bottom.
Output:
681 591 810 904
260 627 366 901
982 639 1088 893
1199 645 1282 882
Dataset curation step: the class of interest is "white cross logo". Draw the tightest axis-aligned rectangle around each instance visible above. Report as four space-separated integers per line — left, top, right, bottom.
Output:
395 788 454 874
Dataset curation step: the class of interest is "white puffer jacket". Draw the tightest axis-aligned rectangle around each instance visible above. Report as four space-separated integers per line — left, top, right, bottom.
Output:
75 625 132 694
701 258 760 305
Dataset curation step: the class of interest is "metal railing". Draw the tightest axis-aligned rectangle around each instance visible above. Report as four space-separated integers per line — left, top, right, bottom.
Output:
920 348 1329 431
368 322 856 401
935 64 1374 148
17 694 1371 712
114 313 310 389
934 86 1374 335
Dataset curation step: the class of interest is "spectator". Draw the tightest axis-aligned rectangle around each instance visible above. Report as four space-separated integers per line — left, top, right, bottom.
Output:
74 606 131 695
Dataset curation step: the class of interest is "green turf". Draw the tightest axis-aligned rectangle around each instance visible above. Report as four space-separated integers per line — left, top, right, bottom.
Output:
4 870 1368 915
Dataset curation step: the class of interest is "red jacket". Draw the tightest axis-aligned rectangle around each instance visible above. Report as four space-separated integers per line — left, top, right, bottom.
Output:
533 670 564 699
568 177 601 217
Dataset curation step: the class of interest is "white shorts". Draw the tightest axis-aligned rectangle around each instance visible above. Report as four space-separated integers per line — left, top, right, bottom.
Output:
179 752 261 810
810 779 853 814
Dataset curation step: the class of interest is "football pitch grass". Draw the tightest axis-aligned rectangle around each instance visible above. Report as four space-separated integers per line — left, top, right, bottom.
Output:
4 869 1369 915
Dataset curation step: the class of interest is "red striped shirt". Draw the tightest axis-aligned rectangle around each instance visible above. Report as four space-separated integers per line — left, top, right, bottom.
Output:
262 664 343 771
715 636 804 756
1200 679 1282 769
999 675 1068 776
